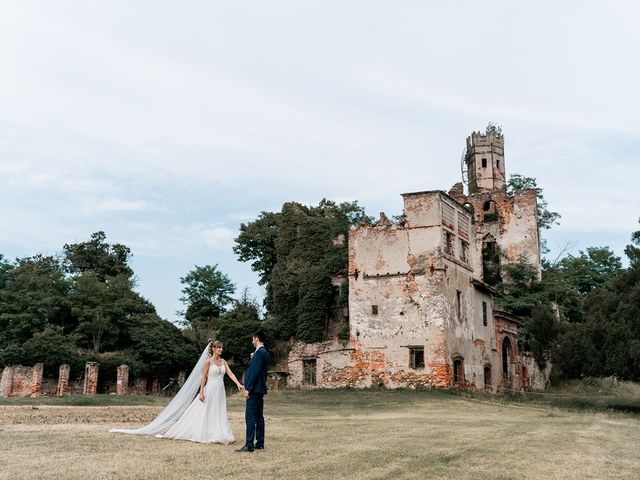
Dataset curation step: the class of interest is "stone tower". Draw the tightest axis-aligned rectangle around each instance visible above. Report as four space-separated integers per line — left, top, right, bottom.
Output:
465 130 506 193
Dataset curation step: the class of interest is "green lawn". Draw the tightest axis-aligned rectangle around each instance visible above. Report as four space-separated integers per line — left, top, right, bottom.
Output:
1 389 639 480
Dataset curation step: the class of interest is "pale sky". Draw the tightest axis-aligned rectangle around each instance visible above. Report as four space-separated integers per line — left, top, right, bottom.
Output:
1 1 639 324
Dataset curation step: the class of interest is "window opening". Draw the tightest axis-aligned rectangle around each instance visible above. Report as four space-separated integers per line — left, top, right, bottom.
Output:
409 347 425 369
484 365 492 390
453 358 464 386
482 301 488 326
303 359 317 385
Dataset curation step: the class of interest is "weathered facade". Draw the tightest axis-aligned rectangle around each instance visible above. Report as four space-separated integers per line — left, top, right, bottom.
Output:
287 130 545 392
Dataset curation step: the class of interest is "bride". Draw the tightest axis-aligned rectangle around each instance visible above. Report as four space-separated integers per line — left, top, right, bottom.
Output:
110 340 243 444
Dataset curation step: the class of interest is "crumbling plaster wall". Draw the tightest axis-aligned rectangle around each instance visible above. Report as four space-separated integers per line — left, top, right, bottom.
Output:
461 189 541 279
345 191 498 389
288 169 544 392
443 267 497 391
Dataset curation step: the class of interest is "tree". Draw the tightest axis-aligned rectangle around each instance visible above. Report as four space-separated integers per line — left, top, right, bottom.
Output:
0 234 199 381
179 265 236 347
0 254 13 289
19 325 82 376
235 199 367 343
0 255 71 350
507 174 561 231
216 291 264 366
233 212 281 287
553 247 622 296
69 272 151 353
180 265 235 315
495 257 559 367
550 219 640 381
64 231 133 280
128 313 199 377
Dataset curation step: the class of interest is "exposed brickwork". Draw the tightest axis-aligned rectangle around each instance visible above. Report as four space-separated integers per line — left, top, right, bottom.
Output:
116 365 129 395
1 366 15 397
83 362 99 395
0 364 43 397
57 364 70 397
30 363 43 398
288 130 546 392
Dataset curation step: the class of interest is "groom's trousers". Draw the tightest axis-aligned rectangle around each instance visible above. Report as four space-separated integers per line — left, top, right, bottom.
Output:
245 393 265 448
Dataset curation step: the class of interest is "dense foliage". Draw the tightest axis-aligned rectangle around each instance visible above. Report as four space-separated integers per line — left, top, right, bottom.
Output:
506 174 561 232
179 264 236 348
0 232 197 379
234 199 367 343
550 224 640 381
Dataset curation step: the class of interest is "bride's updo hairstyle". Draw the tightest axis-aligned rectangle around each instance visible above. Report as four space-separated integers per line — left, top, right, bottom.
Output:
208 340 223 357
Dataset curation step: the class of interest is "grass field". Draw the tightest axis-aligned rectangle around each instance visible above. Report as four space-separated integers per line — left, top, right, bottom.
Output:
1 389 639 480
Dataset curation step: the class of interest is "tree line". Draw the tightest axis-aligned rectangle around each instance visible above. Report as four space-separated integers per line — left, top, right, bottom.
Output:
2 189 638 385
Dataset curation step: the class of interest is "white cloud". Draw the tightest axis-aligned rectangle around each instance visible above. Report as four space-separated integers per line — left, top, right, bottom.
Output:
2 0 640 322
92 198 161 213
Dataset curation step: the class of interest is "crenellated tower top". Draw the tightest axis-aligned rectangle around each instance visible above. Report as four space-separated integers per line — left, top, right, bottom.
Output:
465 130 506 193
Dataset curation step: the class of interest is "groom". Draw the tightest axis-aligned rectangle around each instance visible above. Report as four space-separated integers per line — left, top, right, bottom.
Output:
236 331 269 452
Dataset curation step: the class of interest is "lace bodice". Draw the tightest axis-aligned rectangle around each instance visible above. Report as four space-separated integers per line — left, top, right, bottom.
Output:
209 361 225 381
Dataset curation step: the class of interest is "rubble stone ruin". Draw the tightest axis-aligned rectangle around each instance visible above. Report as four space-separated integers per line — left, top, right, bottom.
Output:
288 129 546 392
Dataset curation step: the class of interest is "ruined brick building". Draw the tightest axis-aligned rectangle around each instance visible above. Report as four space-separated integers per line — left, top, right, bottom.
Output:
287 130 546 392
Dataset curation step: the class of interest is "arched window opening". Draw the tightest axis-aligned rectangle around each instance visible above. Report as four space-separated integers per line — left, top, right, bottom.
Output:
484 365 492 390
502 336 512 378
452 357 464 387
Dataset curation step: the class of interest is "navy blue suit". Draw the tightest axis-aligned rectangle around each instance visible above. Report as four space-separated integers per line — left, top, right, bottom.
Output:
243 346 269 449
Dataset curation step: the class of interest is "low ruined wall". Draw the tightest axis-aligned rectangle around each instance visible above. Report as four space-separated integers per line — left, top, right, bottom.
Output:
288 338 452 390
0 364 44 398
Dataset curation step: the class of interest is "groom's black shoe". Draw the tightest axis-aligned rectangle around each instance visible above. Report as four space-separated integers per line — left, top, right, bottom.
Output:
235 445 254 453
254 444 264 450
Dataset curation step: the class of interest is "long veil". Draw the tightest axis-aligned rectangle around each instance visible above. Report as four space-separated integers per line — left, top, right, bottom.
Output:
109 342 210 436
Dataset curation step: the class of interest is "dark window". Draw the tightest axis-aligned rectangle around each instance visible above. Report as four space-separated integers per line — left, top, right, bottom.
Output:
371 305 378 315
497 159 500 169
460 240 469 263
303 359 317 385
409 347 425 369
444 231 455 256
484 365 492 390
453 358 464 386
482 301 488 326
483 201 491 211
482 240 501 285
502 336 512 377
456 290 462 321
481 158 487 168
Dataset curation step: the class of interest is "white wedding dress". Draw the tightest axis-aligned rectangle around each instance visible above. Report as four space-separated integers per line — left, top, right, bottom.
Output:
157 361 235 444
110 344 235 444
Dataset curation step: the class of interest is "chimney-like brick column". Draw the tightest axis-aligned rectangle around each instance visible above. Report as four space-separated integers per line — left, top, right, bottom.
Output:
149 377 158 395
57 364 70 397
30 363 44 398
1 366 15 397
116 365 129 395
83 362 99 395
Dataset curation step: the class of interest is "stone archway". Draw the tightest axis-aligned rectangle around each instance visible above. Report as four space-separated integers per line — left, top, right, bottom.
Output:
502 336 512 389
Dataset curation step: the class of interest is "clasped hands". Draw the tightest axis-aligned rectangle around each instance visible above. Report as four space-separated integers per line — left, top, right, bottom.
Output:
238 383 249 399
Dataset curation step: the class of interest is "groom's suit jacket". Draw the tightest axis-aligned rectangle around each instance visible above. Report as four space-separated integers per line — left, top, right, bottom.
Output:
244 346 269 395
